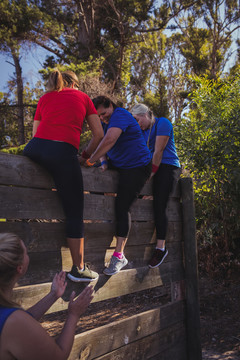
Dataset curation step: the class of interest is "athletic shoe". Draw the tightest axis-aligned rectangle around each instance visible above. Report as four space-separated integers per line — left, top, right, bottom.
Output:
148 248 168 268
103 255 128 276
67 264 99 282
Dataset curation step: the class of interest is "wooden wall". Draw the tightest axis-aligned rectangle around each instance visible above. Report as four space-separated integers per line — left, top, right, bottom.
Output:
0 152 202 360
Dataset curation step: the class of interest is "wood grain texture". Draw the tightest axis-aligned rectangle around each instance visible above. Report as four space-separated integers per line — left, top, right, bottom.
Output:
0 152 180 196
69 301 186 360
85 322 186 360
0 185 181 221
0 221 182 252
180 177 202 360
13 264 185 312
14 241 183 285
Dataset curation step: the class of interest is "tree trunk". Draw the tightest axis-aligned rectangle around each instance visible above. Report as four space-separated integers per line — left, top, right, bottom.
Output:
11 49 25 145
76 0 96 59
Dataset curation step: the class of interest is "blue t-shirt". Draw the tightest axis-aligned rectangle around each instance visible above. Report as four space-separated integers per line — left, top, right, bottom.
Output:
142 117 180 168
105 108 151 169
0 306 19 334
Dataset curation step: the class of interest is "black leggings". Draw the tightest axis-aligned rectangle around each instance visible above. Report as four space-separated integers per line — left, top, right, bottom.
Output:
23 138 84 238
115 162 151 237
153 163 181 239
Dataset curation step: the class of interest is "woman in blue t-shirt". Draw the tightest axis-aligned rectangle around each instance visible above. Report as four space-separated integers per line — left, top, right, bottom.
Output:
0 233 94 360
131 104 181 268
90 96 152 276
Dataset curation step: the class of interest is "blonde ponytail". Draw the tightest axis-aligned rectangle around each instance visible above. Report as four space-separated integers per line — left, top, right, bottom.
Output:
0 233 24 307
46 69 64 92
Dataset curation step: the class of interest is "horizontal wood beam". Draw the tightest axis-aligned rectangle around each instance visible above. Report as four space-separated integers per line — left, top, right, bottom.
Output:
69 301 186 360
0 186 181 221
0 153 180 197
0 221 182 252
16 242 183 286
13 264 185 313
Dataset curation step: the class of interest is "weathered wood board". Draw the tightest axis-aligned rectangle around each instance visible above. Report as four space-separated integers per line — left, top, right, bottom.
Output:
69 301 186 360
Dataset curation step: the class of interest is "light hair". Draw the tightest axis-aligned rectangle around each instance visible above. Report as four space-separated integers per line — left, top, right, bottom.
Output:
46 69 64 92
130 103 155 124
62 70 80 88
0 233 24 307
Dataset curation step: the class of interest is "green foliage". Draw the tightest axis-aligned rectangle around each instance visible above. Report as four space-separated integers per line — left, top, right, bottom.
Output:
79 130 92 153
39 57 105 81
1 144 26 155
0 79 40 148
175 74 240 247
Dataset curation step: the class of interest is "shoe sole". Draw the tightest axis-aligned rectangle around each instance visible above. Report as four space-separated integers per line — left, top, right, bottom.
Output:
148 250 168 269
67 273 99 282
103 260 128 276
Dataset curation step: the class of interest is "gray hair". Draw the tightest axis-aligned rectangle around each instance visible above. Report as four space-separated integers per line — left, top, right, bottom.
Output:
130 104 155 124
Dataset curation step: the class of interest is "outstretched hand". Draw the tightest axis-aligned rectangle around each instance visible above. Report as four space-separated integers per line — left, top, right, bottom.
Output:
51 271 67 299
68 286 94 319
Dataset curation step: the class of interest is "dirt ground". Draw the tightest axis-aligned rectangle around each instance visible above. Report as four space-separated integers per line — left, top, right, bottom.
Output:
41 262 240 359
200 276 240 360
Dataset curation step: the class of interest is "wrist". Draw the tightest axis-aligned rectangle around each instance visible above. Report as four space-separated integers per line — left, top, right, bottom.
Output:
67 312 79 325
101 160 107 166
152 164 159 174
81 150 90 159
49 291 59 302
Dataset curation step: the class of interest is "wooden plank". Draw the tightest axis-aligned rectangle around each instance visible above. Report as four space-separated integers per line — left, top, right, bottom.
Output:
16 241 183 285
180 177 202 360
69 301 186 360
0 221 182 252
0 221 67 252
140 342 187 360
0 186 181 221
0 152 54 189
0 153 180 197
13 264 184 312
92 322 186 360
0 185 65 220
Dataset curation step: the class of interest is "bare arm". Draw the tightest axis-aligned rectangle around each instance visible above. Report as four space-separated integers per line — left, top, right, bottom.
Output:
83 114 104 156
27 272 67 321
32 120 40 137
152 135 169 166
90 127 122 163
55 287 93 353
149 135 169 179
3 286 94 360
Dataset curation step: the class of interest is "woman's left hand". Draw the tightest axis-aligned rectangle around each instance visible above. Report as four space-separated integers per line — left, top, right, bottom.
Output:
51 271 67 299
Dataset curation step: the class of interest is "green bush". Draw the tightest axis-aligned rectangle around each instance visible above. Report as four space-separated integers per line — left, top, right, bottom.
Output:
1 144 27 155
175 74 240 249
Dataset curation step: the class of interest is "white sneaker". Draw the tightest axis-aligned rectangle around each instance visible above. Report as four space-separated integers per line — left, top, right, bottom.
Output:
103 255 128 276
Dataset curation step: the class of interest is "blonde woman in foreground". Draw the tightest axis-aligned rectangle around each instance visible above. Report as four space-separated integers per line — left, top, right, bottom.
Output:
0 233 94 360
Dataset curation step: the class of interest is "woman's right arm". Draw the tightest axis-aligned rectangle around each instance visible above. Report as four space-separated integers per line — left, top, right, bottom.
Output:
82 114 104 157
32 120 40 137
3 286 94 360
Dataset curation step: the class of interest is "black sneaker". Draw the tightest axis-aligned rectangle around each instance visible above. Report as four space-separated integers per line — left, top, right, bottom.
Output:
148 248 168 268
67 264 99 282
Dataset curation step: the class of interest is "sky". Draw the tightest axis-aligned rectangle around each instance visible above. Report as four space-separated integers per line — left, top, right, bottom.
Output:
0 46 49 93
